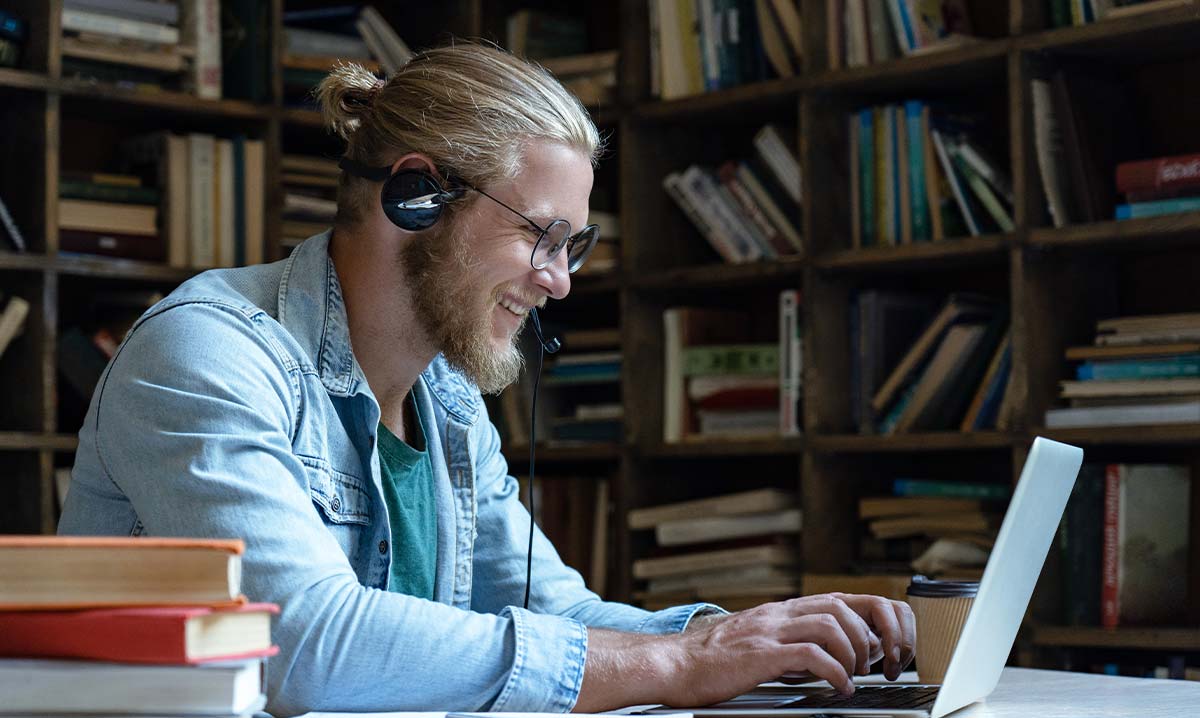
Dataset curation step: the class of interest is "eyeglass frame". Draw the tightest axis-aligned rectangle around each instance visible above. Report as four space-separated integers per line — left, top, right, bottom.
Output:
342 159 601 274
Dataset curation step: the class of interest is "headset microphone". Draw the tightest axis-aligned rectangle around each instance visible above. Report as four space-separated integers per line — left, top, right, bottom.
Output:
529 307 560 354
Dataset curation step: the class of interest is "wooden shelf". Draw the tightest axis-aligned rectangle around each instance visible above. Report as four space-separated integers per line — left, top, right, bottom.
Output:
52 254 201 282
0 67 53 93
279 107 324 128
809 39 1009 95
815 235 1012 272
0 433 78 451
504 443 621 463
1032 625 1200 651
1038 424 1200 446
57 79 272 120
1019 4 1200 56
0 252 52 272
641 437 804 458
1029 213 1200 252
633 76 801 123
631 256 805 291
808 431 1014 453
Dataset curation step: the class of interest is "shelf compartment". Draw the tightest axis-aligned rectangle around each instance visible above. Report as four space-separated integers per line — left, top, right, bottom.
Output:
810 40 1009 96
808 431 1014 453
1032 625 1200 651
815 235 1012 273
633 77 801 124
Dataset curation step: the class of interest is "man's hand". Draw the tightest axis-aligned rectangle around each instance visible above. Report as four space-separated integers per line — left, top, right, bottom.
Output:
572 593 916 712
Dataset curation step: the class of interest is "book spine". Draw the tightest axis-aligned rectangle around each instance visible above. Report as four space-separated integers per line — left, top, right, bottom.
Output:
0 192 27 251
1116 154 1200 194
64 0 180 25
683 344 779 376
896 105 912 245
187 0 222 99
1101 464 1120 629
779 289 801 435
662 172 739 263
1114 196 1200 220
59 181 160 205
953 149 1015 232
892 478 1009 500
1077 356 1200 380
859 109 878 244
906 101 930 242
931 128 981 236
61 8 179 44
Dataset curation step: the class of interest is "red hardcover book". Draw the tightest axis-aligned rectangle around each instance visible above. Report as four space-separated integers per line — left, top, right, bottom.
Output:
0 603 279 664
1116 153 1200 194
1100 465 1120 629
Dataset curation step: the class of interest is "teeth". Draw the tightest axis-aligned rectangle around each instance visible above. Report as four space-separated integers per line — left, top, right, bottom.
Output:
498 297 528 316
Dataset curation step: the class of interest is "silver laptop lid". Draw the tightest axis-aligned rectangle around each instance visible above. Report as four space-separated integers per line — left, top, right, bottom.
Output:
930 437 1082 717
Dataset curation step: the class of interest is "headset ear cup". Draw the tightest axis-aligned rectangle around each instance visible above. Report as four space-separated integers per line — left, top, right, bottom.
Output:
380 169 449 231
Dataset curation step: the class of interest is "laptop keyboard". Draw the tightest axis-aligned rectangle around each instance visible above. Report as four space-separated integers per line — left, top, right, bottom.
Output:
778 685 940 710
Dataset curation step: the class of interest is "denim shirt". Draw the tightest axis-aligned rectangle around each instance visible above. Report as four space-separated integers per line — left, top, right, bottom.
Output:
58 232 720 716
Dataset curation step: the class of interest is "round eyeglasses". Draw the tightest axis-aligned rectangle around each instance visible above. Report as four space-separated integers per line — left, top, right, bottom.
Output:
467 185 601 274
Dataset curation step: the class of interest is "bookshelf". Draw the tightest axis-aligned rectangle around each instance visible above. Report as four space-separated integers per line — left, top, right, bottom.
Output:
2 0 1200 672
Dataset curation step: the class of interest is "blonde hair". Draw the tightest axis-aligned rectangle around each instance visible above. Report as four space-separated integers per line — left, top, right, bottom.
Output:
316 41 602 226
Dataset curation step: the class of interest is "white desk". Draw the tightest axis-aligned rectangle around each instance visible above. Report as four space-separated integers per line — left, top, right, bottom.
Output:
945 667 1200 717
298 668 1200 717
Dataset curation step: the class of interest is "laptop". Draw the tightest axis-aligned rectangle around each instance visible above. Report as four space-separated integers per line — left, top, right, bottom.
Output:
638 436 1084 717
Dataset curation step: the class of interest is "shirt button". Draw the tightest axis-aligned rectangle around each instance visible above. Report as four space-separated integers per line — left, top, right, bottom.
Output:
379 540 388 555
331 497 341 512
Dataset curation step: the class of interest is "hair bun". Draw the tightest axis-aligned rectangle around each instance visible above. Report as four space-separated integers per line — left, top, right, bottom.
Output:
315 64 387 140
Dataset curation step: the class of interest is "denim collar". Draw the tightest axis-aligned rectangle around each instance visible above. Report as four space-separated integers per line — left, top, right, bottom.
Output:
276 230 481 424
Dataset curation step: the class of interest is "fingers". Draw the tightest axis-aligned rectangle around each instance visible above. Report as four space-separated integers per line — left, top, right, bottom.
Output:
838 594 905 680
780 596 874 675
776 613 859 681
784 642 854 695
893 600 917 674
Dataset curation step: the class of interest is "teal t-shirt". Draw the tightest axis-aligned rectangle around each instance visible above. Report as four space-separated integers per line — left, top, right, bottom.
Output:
376 402 437 599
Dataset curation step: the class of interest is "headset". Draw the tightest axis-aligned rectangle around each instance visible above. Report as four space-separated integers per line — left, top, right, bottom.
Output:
338 157 467 231
338 156 559 610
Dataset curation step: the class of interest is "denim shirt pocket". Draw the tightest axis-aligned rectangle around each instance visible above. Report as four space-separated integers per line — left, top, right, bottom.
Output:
301 454 372 570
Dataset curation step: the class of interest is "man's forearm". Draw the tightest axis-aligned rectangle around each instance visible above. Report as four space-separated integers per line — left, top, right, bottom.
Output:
573 628 679 713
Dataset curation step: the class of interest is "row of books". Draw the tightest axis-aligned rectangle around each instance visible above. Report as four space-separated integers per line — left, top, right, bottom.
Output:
663 124 803 263
629 487 802 611
66 133 266 269
280 5 410 109
59 0 223 99
832 0 976 70
858 292 1012 435
522 476 612 597
1114 152 1200 220
849 101 1012 248
649 0 803 100
0 536 275 716
1058 463 1190 628
1046 313 1200 428
662 289 802 443
1046 0 1191 27
0 8 26 68
497 327 623 447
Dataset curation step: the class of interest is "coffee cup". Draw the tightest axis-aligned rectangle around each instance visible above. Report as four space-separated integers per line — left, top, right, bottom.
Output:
906 576 979 684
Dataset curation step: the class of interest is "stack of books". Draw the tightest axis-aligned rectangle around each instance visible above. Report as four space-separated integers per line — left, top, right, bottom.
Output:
1046 313 1200 428
663 123 803 264
1058 463 1190 628
281 154 340 249
1115 152 1200 220
91 132 265 269
1046 0 1191 27
859 492 1002 580
850 100 1013 248
0 536 277 717
630 488 802 611
649 0 802 99
662 292 802 443
60 0 221 98
834 0 977 69
281 6 411 109
866 293 1010 435
540 50 619 107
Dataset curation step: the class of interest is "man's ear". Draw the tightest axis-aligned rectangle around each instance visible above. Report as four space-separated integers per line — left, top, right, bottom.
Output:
389 153 441 183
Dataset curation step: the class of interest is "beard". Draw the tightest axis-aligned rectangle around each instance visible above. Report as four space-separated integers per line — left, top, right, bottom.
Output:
400 220 527 394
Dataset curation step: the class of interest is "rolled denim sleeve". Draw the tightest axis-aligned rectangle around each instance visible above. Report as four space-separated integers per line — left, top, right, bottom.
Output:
468 399 728 640
69 302 592 716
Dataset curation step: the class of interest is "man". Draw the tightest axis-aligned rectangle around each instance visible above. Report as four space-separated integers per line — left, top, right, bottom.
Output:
60 44 914 715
